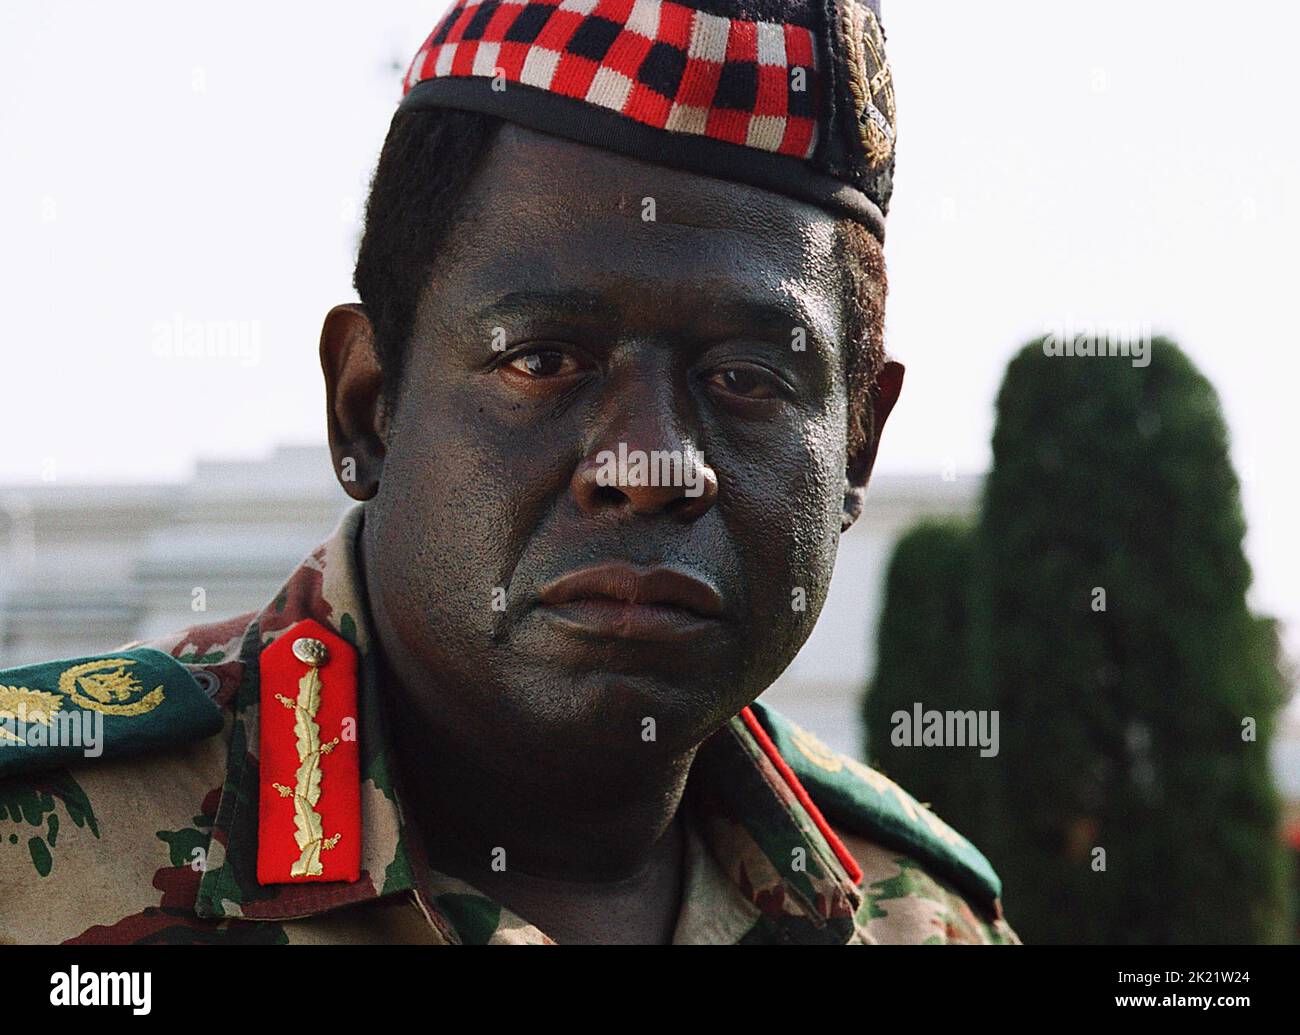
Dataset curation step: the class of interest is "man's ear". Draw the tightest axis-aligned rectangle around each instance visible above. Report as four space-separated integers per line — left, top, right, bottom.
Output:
320 303 387 501
842 360 904 532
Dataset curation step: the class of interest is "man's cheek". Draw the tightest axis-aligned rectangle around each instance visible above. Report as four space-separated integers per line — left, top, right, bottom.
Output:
379 451 506 606
760 477 841 639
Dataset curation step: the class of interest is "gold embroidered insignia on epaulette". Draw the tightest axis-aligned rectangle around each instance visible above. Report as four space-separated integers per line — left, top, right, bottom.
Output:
0 685 63 742
270 636 342 878
58 658 165 716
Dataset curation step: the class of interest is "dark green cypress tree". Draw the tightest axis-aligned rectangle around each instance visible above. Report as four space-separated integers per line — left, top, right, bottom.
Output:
863 520 998 849
973 336 1291 944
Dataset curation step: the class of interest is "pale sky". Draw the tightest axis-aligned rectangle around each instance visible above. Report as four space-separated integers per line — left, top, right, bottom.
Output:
1 1 1297 660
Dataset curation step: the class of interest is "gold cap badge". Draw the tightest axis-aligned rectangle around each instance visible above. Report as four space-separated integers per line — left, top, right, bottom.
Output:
842 1 897 170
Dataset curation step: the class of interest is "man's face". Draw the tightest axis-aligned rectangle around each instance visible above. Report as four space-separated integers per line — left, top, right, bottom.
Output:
346 123 891 759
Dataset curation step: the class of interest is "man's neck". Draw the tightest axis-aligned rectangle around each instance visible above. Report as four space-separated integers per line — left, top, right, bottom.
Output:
380 682 695 942
427 804 690 945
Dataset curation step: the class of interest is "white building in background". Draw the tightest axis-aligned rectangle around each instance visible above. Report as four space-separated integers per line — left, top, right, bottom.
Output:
0 446 349 666
1 445 1296 814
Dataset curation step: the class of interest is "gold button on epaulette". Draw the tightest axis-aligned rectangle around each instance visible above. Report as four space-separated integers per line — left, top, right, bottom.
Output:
291 637 329 667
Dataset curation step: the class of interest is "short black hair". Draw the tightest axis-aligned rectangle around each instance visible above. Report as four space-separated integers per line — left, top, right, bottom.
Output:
354 108 886 455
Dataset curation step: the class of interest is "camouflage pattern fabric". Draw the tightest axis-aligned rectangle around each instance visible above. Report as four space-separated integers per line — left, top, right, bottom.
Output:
0 505 1019 945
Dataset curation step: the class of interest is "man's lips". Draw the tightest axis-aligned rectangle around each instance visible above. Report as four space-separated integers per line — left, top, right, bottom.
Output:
535 563 723 642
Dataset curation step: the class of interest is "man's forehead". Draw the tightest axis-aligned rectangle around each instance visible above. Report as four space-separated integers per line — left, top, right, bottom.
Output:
460 123 842 241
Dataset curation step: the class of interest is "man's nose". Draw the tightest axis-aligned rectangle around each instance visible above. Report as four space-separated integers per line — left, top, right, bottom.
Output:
570 389 719 522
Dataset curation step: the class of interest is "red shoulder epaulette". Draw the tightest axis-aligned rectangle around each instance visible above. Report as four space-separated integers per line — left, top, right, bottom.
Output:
257 619 361 884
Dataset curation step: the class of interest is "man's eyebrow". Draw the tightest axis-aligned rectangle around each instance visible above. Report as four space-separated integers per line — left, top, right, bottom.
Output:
475 289 620 322
476 287 838 350
711 292 838 350
714 296 811 330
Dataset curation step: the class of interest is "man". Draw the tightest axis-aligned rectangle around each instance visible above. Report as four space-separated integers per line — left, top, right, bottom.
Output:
0 0 1018 944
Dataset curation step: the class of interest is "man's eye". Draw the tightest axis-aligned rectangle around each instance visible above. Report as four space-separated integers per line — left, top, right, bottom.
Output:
709 366 781 400
503 349 577 378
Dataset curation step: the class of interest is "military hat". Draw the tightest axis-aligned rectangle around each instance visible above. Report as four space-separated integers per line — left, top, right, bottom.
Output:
399 0 897 240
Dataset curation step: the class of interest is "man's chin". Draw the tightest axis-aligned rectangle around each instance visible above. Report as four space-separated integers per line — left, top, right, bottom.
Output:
517 668 751 757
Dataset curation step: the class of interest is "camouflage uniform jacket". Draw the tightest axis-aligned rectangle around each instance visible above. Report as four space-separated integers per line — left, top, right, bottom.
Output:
0 506 1020 945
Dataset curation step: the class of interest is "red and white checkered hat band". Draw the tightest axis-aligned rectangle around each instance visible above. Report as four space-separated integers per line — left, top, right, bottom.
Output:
403 0 821 159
